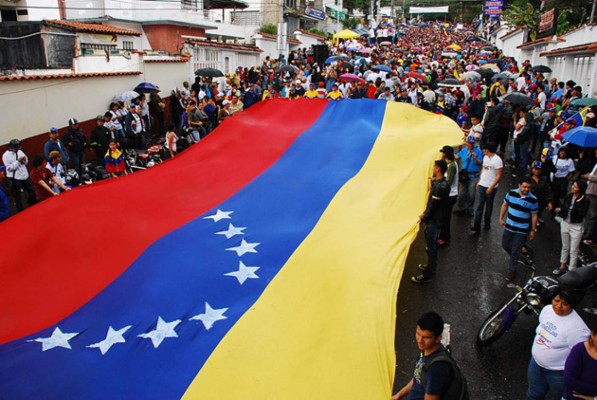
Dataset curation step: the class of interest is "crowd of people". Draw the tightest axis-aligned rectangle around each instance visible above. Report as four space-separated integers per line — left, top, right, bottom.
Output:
1 18 597 400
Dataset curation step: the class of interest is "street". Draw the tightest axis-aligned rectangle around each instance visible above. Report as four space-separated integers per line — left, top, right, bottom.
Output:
393 165 597 399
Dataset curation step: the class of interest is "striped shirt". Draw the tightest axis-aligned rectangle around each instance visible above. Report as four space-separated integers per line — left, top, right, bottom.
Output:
504 189 538 233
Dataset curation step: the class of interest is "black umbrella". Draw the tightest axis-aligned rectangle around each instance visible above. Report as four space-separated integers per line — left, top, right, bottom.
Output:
465 36 484 42
339 62 354 72
134 82 160 93
476 68 496 78
481 45 497 51
488 58 502 64
532 65 552 73
438 78 462 88
278 64 298 74
500 91 533 106
195 67 224 77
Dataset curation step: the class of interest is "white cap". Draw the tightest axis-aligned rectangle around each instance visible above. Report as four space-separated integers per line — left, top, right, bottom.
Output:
222 100 230 106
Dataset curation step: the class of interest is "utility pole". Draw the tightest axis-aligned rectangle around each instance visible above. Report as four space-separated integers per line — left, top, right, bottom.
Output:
277 0 287 63
591 0 596 24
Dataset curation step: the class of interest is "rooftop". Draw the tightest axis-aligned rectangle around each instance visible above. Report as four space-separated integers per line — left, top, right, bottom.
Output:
0 71 142 81
44 19 142 36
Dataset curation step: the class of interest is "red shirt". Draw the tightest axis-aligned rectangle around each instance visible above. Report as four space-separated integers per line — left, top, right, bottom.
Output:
29 167 54 201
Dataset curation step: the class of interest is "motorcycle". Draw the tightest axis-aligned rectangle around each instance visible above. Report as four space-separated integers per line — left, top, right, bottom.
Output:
476 264 597 347
79 163 109 184
124 138 164 172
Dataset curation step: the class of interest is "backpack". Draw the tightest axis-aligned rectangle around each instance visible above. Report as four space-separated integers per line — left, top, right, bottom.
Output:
421 349 470 400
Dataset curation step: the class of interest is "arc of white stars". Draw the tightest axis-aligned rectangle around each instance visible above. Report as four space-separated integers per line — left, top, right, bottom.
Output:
138 317 181 348
215 223 246 239
224 261 260 284
226 239 260 257
190 302 228 330
203 209 233 222
87 325 132 355
29 327 79 352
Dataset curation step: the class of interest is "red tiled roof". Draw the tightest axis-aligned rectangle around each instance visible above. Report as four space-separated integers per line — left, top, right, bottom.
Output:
296 29 326 40
517 35 565 49
539 41 597 57
257 32 302 45
145 58 190 63
498 28 522 41
0 71 142 81
187 40 262 53
44 19 142 36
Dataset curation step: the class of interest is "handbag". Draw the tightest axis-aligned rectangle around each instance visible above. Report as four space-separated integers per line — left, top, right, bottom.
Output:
459 155 472 183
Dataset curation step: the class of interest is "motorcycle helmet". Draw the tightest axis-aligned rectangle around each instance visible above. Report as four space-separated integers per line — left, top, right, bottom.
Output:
8 139 21 149
68 118 79 126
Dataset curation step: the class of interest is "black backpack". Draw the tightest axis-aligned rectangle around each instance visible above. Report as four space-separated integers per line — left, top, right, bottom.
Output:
420 349 470 400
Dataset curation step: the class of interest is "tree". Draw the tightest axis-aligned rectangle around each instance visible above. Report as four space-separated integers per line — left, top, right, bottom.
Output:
260 24 277 35
502 0 540 33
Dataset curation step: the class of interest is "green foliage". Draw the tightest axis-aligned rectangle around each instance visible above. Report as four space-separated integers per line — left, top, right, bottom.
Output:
556 9 571 35
308 28 328 37
343 0 369 14
343 17 360 29
260 24 277 35
502 0 540 31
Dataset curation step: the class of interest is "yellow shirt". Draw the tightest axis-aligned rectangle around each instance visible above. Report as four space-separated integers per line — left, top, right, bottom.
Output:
304 90 319 99
326 91 343 100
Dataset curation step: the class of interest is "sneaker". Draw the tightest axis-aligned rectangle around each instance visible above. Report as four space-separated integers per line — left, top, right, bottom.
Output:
583 239 594 246
552 268 567 275
505 271 516 282
411 274 431 284
437 239 449 246
417 264 428 271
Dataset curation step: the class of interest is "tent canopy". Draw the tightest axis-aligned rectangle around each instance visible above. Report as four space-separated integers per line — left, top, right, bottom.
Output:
333 29 360 39
409 6 449 14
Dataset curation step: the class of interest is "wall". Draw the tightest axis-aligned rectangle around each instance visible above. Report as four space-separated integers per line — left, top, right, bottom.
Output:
144 25 206 55
254 37 280 62
499 29 525 62
294 32 324 49
0 61 191 158
75 53 142 73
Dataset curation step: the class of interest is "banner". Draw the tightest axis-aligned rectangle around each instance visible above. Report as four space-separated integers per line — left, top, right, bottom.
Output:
0 99 462 399
409 6 449 14
484 0 503 16
537 8 558 39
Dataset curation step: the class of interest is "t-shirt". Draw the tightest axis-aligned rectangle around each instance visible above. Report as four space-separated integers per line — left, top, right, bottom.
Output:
408 347 452 400
29 167 55 201
532 305 589 371
553 157 576 179
563 341 597 399
478 154 503 188
504 188 538 233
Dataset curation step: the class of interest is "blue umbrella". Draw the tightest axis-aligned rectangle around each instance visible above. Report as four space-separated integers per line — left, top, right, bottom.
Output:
563 126 597 148
372 65 393 73
134 82 160 93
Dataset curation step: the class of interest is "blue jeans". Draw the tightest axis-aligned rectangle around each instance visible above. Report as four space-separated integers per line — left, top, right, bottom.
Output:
423 221 441 278
69 152 83 175
502 229 527 273
516 140 530 175
474 186 496 230
456 173 480 214
526 357 564 400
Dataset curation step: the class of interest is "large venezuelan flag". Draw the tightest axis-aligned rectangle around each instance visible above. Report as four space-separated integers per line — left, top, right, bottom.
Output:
0 99 461 399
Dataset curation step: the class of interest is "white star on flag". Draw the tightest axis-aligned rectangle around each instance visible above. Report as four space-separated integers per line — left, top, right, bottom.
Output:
190 302 228 330
203 209 233 222
87 325 132 355
138 317 181 348
226 239 260 257
225 261 260 284
215 223 246 239
29 327 79 351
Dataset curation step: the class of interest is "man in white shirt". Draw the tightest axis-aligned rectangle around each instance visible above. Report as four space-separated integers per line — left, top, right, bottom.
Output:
1 139 36 210
472 143 503 233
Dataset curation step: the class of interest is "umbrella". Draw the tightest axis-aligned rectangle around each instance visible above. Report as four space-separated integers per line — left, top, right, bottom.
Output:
372 65 393 73
441 52 458 58
113 90 140 103
532 65 552 73
465 36 484 42
339 62 354 72
480 63 500 72
563 126 597 147
487 58 502 65
380 41 392 46
278 64 298 74
411 46 422 53
438 78 463 88
463 71 482 82
571 97 597 107
481 45 497 51
134 82 160 93
476 68 496 78
339 73 364 83
195 67 224 77
408 71 428 82
465 64 480 71
500 91 533 106
325 55 350 64
359 48 372 55
447 44 462 51
492 73 512 82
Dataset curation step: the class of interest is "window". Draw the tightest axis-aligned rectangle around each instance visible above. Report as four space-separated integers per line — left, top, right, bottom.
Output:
80 43 116 51
182 0 199 11
122 41 134 50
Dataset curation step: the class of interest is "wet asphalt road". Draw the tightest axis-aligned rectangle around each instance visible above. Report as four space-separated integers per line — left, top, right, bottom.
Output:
393 163 597 399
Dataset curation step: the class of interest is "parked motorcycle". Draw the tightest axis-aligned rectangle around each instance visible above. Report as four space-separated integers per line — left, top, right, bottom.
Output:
476 264 597 347
124 138 165 172
80 163 109 183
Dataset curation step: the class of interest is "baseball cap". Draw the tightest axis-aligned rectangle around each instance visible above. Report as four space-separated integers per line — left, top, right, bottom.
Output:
532 161 543 169
542 148 552 156
222 100 230 106
50 127 58 133
467 135 476 144
548 107 557 113
96 115 104 120
440 145 454 155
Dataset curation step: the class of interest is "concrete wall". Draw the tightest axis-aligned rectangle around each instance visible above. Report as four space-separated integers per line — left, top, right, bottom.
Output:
144 25 206 55
293 31 325 49
75 53 142 74
499 29 525 62
254 37 280 62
